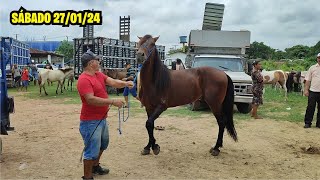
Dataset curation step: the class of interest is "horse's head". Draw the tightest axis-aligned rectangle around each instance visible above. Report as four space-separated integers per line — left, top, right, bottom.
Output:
136 35 159 64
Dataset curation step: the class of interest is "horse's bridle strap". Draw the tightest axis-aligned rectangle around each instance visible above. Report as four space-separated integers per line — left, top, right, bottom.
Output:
141 40 156 61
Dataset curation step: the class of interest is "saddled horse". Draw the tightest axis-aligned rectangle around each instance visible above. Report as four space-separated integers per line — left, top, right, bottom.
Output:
136 35 237 156
38 68 73 95
261 70 288 100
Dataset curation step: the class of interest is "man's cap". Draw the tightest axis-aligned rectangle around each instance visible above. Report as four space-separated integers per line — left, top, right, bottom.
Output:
81 50 102 65
317 53 320 57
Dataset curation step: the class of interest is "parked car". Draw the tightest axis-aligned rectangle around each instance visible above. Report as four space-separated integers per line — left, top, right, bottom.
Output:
36 64 58 73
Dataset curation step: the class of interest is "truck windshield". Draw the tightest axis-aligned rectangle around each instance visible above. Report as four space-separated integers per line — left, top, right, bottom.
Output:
193 57 244 72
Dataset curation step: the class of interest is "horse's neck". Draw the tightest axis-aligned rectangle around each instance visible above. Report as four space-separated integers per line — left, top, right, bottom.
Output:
140 61 154 84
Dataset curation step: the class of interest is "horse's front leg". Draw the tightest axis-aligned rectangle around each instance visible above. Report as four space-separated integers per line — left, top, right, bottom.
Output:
56 81 60 94
60 81 64 94
141 105 166 155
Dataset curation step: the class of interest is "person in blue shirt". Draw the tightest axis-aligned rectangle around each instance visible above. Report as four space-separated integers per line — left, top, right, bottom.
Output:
122 62 139 107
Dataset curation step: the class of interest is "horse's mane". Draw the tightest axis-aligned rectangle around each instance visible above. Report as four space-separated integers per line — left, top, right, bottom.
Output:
149 47 171 95
59 67 73 74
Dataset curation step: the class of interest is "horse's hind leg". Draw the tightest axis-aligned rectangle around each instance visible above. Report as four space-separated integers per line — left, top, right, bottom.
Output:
141 105 166 155
43 85 48 96
60 81 64 94
210 114 225 156
204 93 225 156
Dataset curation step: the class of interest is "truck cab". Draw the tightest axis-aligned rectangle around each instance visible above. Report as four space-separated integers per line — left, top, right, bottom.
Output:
186 30 253 113
190 54 253 113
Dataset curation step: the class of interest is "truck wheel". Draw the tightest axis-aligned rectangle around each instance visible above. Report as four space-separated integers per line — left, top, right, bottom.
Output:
236 103 252 114
189 101 201 111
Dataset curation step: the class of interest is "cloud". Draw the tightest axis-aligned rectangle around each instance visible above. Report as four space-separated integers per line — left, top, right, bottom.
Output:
0 0 319 51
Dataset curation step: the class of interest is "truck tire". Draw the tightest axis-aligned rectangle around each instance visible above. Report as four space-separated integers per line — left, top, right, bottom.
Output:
236 103 252 114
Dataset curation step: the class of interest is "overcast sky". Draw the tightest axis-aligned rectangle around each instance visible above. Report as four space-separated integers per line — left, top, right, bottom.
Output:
1 0 319 51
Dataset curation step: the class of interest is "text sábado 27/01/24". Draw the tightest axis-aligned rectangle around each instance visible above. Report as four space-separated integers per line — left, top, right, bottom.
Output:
10 7 102 27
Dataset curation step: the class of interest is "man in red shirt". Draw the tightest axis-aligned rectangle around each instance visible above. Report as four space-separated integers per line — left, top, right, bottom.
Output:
21 66 29 91
77 50 134 180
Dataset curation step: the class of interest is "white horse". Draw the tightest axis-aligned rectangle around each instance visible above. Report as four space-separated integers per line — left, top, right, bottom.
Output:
261 70 288 100
38 68 73 95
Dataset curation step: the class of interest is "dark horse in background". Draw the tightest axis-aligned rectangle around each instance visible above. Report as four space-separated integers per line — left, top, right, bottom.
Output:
102 68 127 95
136 35 237 156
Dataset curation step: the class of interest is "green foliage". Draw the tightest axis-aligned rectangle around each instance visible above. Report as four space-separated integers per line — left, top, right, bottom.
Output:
168 47 186 54
247 41 274 59
285 45 310 59
247 40 320 62
56 40 73 61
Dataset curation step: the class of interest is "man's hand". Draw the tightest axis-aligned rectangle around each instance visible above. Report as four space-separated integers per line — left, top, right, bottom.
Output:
121 78 127 81
126 81 134 89
304 89 309 97
112 99 125 108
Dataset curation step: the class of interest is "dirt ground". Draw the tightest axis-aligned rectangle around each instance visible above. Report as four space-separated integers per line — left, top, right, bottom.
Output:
1 94 320 179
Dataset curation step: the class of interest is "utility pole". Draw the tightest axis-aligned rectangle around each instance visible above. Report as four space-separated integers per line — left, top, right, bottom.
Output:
66 36 68 42
14 34 18 40
43 36 46 41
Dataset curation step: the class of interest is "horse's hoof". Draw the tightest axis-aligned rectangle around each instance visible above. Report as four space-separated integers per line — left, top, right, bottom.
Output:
211 149 220 156
152 144 160 155
209 147 214 153
141 148 150 155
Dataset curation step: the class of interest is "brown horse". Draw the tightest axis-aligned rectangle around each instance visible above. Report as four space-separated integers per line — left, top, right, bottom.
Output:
102 68 127 95
137 35 237 156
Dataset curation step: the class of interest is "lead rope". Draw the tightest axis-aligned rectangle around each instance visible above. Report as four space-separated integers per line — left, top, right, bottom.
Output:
117 95 130 134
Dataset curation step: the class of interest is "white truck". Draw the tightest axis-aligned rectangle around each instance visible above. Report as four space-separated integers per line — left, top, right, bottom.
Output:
186 30 253 113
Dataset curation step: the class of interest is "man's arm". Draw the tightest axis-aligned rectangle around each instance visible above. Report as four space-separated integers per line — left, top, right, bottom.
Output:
304 80 311 96
106 77 134 89
83 93 114 106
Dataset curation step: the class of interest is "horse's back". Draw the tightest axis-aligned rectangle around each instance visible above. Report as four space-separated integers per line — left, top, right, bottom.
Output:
167 67 228 107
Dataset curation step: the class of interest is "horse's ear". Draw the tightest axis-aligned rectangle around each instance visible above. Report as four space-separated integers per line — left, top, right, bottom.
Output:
153 36 160 42
137 36 142 40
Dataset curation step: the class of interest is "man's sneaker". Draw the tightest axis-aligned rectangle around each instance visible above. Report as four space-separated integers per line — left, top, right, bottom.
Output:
92 164 109 175
304 124 311 128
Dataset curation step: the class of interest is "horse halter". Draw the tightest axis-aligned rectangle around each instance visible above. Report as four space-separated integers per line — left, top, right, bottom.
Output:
140 39 156 61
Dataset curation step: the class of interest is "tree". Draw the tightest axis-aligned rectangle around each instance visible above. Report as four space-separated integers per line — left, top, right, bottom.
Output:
272 50 286 60
56 40 73 61
308 41 320 58
285 45 310 59
168 47 185 54
246 41 274 59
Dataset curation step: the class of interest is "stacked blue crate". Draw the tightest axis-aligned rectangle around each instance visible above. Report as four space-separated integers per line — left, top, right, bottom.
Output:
1 37 30 69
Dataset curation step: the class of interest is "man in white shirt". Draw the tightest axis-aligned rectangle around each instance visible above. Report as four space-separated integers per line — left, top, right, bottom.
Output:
303 53 320 128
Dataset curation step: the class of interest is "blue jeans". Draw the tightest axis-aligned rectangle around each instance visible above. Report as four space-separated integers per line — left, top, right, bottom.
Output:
79 119 109 160
123 85 137 97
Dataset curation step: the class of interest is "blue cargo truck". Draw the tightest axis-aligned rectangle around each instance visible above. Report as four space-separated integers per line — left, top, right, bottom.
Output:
1 48 15 156
1 37 31 88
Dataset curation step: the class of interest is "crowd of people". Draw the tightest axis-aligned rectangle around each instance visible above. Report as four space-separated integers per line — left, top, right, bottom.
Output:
10 62 56 91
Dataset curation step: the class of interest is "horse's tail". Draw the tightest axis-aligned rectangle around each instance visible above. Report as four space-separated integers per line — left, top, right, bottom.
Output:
222 75 237 141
